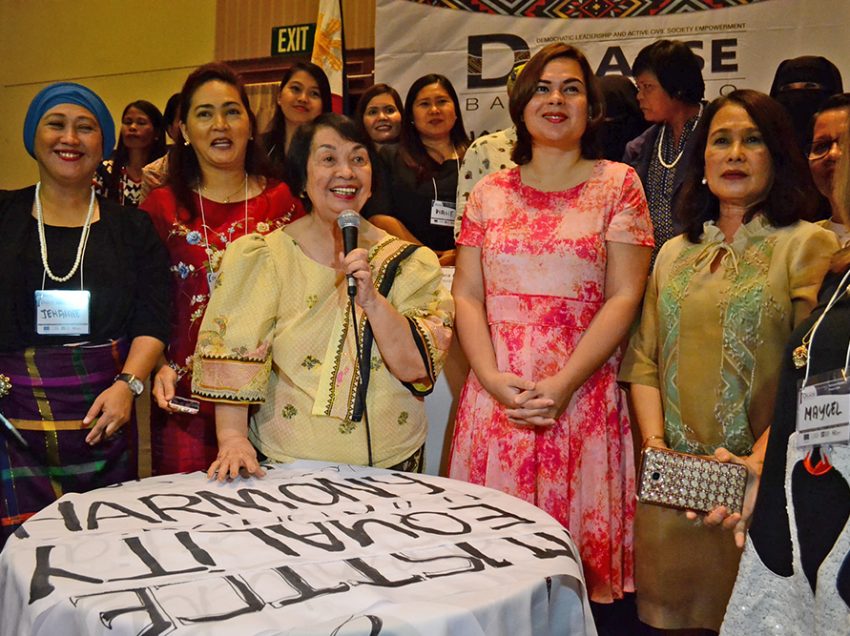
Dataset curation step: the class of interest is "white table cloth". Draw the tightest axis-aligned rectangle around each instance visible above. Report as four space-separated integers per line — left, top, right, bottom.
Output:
0 461 596 635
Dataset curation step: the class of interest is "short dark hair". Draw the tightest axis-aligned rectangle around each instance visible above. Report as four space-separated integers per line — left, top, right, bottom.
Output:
509 43 604 165
103 100 167 203
355 83 404 132
262 61 333 176
632 40 705 105
676 89 818 242
286 113 379 213
169 62 272 221
812 93 850 125
163 92 181 127
399 74 470 182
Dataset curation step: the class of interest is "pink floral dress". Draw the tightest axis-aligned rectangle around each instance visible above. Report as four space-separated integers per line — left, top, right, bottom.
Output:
448 162 653 603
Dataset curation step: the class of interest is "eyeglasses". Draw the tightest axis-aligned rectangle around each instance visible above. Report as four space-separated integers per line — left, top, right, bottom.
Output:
807 137 842 161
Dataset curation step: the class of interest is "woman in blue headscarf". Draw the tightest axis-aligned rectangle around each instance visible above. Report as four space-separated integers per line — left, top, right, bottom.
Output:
0 82 171 548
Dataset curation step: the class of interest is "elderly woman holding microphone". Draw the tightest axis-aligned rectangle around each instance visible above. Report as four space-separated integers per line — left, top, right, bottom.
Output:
0 83 170 547
192 113 453 478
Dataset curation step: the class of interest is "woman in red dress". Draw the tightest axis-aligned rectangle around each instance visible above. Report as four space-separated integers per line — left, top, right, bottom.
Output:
140 62 303 475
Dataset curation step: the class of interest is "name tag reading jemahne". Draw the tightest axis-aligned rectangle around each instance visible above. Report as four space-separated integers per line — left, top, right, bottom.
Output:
35 290 90 335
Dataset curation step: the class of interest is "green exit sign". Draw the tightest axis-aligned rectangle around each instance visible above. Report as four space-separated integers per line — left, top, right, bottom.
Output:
271 23 316 57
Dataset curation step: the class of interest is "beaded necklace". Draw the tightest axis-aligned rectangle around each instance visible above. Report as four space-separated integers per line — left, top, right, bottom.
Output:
34 182 96 283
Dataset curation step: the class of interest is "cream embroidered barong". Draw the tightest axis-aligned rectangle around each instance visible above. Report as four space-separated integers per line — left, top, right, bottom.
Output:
192 226 454 468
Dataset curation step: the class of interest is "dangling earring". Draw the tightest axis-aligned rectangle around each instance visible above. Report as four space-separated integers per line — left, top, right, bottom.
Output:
184 138 191 146
701 176 707 185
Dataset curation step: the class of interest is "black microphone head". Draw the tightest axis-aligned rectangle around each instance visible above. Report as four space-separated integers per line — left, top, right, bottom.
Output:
337 210 361 230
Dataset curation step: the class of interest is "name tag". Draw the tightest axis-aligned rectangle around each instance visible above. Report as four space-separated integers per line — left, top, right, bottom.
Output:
430 200 456 227
796 371 850 448
35 290 91 335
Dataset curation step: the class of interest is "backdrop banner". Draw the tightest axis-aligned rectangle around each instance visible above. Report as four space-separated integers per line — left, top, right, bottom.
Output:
376 0 850 138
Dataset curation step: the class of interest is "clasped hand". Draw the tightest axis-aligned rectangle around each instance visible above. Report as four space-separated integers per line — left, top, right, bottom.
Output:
484 372 573 427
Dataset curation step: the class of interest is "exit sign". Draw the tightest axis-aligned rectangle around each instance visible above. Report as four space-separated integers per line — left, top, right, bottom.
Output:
271 23 316 57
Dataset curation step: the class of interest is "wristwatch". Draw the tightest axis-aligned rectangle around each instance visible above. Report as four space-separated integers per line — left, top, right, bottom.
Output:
114 373 144 397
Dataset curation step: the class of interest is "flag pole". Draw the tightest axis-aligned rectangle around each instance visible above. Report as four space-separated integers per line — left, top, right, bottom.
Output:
339 0 348 114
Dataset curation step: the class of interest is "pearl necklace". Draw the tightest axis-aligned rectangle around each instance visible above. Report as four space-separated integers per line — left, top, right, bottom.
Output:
656 103 704 170
35 182 96 283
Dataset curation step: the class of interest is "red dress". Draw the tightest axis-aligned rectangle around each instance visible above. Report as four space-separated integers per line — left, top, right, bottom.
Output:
140 180 303 474
448 163 653 602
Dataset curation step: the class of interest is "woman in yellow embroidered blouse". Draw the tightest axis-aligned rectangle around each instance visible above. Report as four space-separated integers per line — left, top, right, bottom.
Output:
619 90 838 633
192 114 453 479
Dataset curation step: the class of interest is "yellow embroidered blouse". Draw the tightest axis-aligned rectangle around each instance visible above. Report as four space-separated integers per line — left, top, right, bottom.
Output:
192 226 454 467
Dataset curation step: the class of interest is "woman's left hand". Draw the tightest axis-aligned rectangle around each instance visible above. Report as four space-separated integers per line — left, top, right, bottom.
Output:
341 248 378 309
508 375 575 427
686 447 761 548
84 382 134 445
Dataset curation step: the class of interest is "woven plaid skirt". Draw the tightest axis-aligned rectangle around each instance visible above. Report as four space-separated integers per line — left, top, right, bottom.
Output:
0 340 137 548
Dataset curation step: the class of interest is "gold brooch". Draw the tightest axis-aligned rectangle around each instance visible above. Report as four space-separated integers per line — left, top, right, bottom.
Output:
792 344 809 370
0 374 10 399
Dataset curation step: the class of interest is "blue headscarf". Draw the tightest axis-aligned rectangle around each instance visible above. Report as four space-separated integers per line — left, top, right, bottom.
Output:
23 82 115 160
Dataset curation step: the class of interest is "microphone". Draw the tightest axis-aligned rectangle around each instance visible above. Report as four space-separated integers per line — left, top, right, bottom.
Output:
337 210 360 297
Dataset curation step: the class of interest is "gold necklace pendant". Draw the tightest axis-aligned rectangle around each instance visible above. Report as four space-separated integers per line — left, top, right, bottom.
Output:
202 174 248 204
792 343 809 369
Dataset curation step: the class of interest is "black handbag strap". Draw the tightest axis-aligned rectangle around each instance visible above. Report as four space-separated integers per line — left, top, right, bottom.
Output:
352 243 421 421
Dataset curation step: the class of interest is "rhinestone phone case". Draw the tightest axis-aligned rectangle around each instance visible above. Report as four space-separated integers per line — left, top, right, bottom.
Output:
637 447 748 514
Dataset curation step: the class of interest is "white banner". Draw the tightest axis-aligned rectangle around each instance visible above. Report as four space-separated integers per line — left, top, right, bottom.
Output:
376 0 850 138
0 462 595 636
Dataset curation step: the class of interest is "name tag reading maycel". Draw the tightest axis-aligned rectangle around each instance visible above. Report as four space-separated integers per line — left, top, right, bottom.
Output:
35 290 90 335
796 371 850 448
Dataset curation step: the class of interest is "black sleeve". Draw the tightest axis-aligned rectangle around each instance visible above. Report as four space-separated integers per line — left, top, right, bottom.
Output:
121 206 172 345
749 285 850 588
0 187 38 350
361 145 395 219
748 335 799 577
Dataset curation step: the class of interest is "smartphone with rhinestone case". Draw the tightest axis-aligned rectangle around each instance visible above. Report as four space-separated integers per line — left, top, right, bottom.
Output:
168 396 200 415
637 446 747 514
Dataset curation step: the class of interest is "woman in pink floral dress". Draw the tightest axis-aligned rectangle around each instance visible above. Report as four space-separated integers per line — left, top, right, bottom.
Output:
140 63 303 475
448 43 654 604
